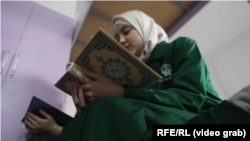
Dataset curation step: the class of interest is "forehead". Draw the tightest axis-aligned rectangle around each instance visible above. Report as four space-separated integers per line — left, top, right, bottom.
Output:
113 24 126 34
113 24 132 36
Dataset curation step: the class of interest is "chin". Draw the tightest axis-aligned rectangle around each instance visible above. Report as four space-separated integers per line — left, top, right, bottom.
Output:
130 51 136 56
127 49 133 53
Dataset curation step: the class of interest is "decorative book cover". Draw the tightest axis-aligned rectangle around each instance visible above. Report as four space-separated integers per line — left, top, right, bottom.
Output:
21 96 73 127
74 28 162 88
55 28 162 95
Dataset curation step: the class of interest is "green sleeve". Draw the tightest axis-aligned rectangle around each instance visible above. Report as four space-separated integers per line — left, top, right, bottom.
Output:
124 37 208 114
187 100 250 124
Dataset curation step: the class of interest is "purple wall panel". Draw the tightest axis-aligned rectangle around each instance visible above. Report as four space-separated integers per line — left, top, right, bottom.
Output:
1 2 74 141
1 1 34 82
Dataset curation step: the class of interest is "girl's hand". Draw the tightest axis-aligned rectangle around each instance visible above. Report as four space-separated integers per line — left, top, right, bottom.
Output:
71 86 87 113
25 110 63 135
80 69 125 99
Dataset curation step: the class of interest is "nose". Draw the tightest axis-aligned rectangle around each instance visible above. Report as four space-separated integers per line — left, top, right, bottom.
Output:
119 35 126 46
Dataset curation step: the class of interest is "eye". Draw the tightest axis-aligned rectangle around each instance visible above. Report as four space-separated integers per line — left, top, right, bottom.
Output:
123 29 130 35
124 30 130 35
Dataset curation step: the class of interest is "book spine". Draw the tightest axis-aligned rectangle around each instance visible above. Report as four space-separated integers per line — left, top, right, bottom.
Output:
69 63 94 83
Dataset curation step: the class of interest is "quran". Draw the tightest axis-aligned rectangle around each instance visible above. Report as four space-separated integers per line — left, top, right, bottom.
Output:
55 28 162 95
21 96 73 127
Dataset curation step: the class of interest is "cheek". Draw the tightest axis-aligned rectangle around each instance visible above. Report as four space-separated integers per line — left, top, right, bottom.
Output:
127 31 144 48
125 30 144 56
132 35 144 54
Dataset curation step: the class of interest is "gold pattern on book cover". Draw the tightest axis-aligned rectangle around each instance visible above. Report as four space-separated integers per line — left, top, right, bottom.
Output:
55 28 162 95
74 28 162 88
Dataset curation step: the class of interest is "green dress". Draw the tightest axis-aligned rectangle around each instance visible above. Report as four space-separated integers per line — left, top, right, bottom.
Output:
28 37 249 141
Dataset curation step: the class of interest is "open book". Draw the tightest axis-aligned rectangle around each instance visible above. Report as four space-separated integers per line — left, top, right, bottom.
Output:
55 28 162 95
22 96 73 127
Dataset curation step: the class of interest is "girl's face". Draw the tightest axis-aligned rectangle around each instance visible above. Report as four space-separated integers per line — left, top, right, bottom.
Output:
113 24 144 57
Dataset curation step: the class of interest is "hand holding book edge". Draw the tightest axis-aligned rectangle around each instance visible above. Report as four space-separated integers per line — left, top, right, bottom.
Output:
71 86 87 113
25 110 63 135
79 69 125 99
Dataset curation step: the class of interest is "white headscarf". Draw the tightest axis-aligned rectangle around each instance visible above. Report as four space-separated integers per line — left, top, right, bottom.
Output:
111 10 169 62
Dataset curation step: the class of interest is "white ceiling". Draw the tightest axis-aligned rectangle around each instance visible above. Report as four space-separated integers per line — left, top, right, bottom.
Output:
31 0 77 19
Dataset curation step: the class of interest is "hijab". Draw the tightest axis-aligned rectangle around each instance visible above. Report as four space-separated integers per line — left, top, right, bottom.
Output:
111 10 169 62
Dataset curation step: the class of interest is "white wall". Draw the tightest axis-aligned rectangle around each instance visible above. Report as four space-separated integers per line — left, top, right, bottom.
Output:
170 1 250 57
31 0 77 19
205 27 250 100
171 1 250 99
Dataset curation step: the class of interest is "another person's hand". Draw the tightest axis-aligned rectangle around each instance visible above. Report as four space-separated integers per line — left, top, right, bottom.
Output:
80 69 125 99
71 86 87 113
25 110 63 135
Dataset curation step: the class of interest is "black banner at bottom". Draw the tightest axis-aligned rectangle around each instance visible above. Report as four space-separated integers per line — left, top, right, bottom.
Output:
153 125 249 140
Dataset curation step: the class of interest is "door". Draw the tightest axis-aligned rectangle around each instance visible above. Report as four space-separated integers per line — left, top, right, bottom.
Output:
1 4 74 141
1 1 34 84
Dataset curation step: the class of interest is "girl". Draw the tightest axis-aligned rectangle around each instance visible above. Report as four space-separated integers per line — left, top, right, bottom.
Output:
25 10 250 141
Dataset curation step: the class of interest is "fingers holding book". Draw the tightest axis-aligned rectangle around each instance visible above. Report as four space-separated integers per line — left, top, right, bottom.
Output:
25 114 37 132
71 85 79 105
78 69 125 99
69 69 125 112
25 110 63 135
71 86 89 113
78 89 85 108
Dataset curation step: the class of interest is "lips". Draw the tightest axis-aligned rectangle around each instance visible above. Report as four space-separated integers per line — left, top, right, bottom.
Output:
124 45 131 50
